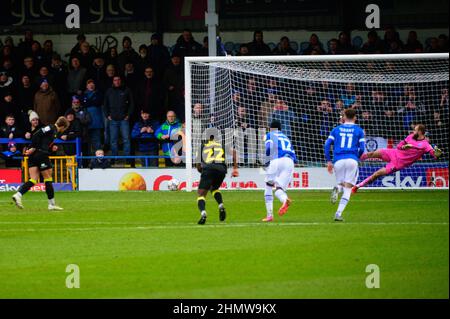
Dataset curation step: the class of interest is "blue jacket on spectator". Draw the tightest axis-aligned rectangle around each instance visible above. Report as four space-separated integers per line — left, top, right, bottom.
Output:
155 119 182 156
82 89 104 130
131 119 160 152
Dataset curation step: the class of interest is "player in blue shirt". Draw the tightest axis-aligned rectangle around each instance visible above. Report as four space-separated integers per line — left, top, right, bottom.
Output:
324 108 365 221
262 120 297 222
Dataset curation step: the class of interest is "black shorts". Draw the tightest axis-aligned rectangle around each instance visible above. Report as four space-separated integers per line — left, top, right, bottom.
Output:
199 167 226 191
28 151 52 171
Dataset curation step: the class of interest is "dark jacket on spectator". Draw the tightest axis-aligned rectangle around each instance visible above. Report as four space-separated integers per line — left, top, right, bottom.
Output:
0 123 23 138
89 157 111 169
131 118 160 152
33 86 60 125
136 75 163 120
173 36 203 59
67 67 87 95
103 85 135 121
82 89 104 130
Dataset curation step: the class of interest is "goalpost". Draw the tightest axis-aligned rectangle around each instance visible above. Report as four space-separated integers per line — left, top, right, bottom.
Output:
184 53 449 192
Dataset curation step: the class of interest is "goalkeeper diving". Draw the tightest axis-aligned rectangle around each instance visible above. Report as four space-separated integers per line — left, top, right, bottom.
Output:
353 124 443 193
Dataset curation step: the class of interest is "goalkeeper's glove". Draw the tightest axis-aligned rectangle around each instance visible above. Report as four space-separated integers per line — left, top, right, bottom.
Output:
433 145 443 158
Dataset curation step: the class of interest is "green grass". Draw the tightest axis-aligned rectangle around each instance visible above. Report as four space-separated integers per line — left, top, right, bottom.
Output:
0 190 448 299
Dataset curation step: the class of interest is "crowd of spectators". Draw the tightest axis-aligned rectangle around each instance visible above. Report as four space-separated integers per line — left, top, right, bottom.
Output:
0 27 448 167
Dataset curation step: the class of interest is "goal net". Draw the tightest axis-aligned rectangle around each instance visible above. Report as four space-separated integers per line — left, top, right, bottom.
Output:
184 53 449 191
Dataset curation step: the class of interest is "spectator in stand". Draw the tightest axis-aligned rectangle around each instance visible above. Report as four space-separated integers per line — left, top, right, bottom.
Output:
21 56 38 79
240 77 263 127
404 31 423 53
131 109 160 167
136 44 151 76
137 66 163 122
86 53 107 93
237 44 250 56
104 46 119 69
123 61 139 110
259 88 278 129
60 108 82 155
358 109 375 136
34 66 54 88
33 79 60 125
382 26 404 53
0 71 15 99
71 95 91 154
0 141 21 167
1 91 21 125
247 30 272 56
48 54 68 115
89 149 111 169
1 45 15 66
268 99 298 141
17 74 37 117
336 31 356 54
340 83 357 108
118 36 139 74
173 29 203 60
273 36 297 55
360 30 384 54
438 34 449 52
70 33 86 56
103 76 134 160
317 99 334 137
439 88 449 119
426 37 441 53
155 110 183 167
192 102 209 162
31 41 45 68
1 59 19 84
18 29 34 59
147 33 171 81
328 38 339 55
0 114 23 138
82 79 103 154
303 33 325 55
42 40 56 67
78 41 95 69
67 55 87 103
163 51 185 121
24 110 42 140
200 36 209 56
430 110 448 160
104 64 117 90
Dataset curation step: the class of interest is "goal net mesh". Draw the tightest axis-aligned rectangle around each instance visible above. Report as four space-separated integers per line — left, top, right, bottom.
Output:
187 54 449 186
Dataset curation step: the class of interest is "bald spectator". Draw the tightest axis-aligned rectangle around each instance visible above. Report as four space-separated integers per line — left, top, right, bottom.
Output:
155 110 183 167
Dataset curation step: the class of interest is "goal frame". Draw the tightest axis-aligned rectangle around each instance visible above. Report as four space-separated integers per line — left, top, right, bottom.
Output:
184 53 449 192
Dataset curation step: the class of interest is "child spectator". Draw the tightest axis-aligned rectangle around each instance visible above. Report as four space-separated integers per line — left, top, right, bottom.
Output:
89 149 111 169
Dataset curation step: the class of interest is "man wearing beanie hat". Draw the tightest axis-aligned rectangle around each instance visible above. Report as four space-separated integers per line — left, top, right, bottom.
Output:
33 78 60 125
147 33 170 81
118 36 138 74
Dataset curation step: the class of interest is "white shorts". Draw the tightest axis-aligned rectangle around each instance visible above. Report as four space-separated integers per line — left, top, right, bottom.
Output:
265 157 294 190
334 158 359 186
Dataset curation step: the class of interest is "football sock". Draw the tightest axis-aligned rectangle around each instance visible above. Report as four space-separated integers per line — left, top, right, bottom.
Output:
275 187 288 204
19 179 37 196
264 185 274 217
197 196 206 213
44 178 55 201
356 175 373 188
337 184 343 193
336 187 352 217
212 190 223 206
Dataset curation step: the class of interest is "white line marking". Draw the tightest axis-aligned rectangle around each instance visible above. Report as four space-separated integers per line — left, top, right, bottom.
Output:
0 221 447 232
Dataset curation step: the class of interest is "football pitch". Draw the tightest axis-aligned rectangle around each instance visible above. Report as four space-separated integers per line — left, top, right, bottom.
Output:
0 190 448 299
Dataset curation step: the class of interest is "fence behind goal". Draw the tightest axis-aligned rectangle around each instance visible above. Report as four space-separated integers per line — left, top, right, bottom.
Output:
184 53 449 191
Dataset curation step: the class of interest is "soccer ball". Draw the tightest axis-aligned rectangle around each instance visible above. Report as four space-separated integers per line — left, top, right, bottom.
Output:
167 179 180 191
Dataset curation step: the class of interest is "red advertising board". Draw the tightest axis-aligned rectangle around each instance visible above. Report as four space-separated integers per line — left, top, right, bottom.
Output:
0 169 22 184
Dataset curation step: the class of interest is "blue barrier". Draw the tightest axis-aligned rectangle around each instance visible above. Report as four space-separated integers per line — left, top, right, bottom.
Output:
0 138 82 158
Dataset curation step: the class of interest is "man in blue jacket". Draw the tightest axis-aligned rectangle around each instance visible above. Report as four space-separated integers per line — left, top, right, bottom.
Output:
131 109 160 167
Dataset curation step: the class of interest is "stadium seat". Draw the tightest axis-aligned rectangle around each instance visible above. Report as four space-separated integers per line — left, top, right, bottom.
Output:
268 42 276 51
233 43 241 55
224 42 234 54
352 36 363 49
299 41 310 54
290 41 299 52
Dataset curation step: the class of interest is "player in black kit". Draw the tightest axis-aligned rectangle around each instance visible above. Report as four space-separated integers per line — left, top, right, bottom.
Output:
196 135 239 225
12 117 70 210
